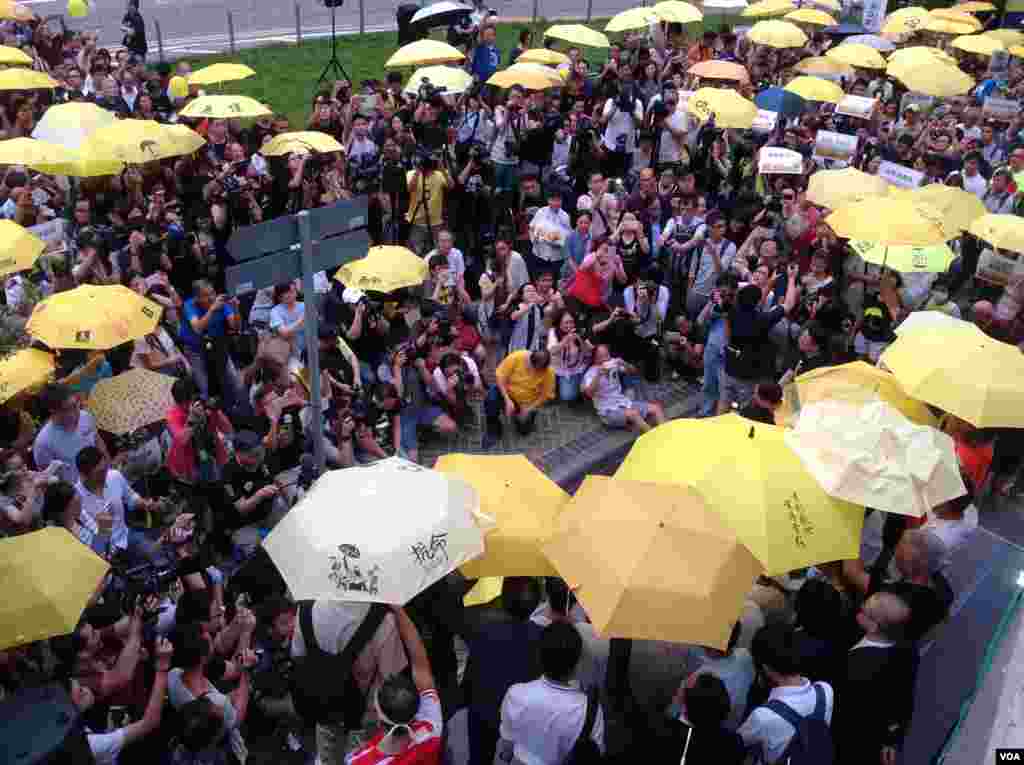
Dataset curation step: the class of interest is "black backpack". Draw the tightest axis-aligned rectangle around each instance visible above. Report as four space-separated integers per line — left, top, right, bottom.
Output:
564 690 602 765
290 600 387 725
764 683 834 765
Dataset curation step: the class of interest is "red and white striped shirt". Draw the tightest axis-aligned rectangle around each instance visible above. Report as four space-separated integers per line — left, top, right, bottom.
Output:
346 690 443 765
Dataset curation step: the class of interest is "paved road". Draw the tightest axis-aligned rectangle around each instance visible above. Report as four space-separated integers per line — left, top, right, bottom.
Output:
23 0 629 57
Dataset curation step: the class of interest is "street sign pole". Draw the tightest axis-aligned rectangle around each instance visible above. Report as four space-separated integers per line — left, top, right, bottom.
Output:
297 211 325 476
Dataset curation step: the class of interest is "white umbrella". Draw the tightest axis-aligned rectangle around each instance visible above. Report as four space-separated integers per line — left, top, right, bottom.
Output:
411 1 474 26
844 34 897 51
263 457 487 604
785 400 967 518
31 102 118 151
894 311 976 336
705 0 749 9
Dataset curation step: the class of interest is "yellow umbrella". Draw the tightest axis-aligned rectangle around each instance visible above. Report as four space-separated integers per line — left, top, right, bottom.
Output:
0 528 110 651
806 166 889 209
31 102 118 151
776 361 937 428
969 214 1024 254
808 0 841 9
168 75 189 99
910 184 987 232
1012 45 1024 58
986 29 1024 45
403 66 474 96
517 48 570 66
826 43 888 69
78 120 205 164
0 138 85 175
742 0 796 17
606 7 660 31
259 130 344 157
793 56 854 77
689 59 750 82
652 1 704 24
848 239 957 273
27 285 162 350
924 16 979 34
179 95 272 119
888 60 975 97
881 6 930 35
0 0 33 22
0 219 44 277
929 7 983 29
489 64 562 90
887 45 959 67
544 24 610 48
464 577 505 607
0 348 55 405
0 69 57 91
543 476 763 648
952 33 1004 56
387 39 466 67
748 19 809 48
335 245 428 293
161 124 208 156
435 454 569 577
956 0 996 10
881 327 1024 428
87 369 177 435
785 8 838 26
186 62 256 86
687 87 758 129
616 415 865 575
784 75 845 103
0 45 32 65
826 197 953 246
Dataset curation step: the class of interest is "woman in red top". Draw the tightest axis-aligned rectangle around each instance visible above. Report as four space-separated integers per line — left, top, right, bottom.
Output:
166 377 232 484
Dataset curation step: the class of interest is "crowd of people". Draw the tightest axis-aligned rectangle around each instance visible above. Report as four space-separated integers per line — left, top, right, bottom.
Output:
1 0 1023 763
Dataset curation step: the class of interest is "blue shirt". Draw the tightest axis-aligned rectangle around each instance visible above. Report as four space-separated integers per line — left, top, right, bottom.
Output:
179 298 236 352
471 43 501 81
565 231 592 267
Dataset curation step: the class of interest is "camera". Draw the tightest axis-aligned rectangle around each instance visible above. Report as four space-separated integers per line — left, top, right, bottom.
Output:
417 150 439 172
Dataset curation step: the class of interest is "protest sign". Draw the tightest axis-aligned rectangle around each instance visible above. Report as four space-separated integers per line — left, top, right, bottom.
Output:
982 97 1020 122
813 130 858 163
836 95 877 120
899 92 934 115
877 160 924 189
759 146 804 175
752 109 778 133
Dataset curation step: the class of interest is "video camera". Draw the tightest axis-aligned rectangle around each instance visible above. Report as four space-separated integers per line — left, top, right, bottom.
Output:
417 76 447 102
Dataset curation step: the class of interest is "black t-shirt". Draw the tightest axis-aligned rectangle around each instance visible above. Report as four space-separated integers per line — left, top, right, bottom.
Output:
725 305 785 380
317 347 355 387
739 402 776 425
233 405 304 474
122 9 147 55
338 304 391 362
413 121 446 152
222 461 275 529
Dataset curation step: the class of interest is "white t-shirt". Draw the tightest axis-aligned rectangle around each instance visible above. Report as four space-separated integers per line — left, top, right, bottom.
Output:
33 411 99 484
962 171 987 199
583 361 634 417
602 97 644 153
76 469 140 552
432 355 482 397
738 680 834 764
923 505 978 571
87 728 126 765
657 112 688 164
500 677 605 765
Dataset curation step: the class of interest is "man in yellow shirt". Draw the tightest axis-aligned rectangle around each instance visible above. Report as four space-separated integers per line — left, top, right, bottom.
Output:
482 349 555 448
406 158 452 255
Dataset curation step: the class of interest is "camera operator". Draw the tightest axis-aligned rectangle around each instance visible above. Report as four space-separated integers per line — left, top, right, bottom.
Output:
406 151 452 255
455 90 494 164
491 85 526 195
338 287 392 387
166 378 232 488
372 136 410 245
455 141 494 253
413 94 449 153
599 81 644 180
220 430 288 558
432 351 484 424
346 113 380 196
380 344 457 463
179 279 246 410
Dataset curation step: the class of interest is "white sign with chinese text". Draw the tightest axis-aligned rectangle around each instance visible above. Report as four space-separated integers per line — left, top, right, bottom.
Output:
813 130 858 163
752 109 779 133
759 146 804 175
836 95 877 120
982 97 1020 122
877 161 924 189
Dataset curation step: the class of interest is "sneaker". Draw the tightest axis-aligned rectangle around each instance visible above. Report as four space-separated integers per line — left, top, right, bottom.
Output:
286 732 303 753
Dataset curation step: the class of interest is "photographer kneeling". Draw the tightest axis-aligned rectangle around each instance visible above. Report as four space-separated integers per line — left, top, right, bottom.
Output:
583 344 665 433
379 345 458 464
220 430 289 559
482 349 555 449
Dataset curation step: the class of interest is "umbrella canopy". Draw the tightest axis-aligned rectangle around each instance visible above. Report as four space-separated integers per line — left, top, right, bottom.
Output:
887 45 958 67
705 0 749 9
411 1 473 26
748 19 809 48
179 95 272 119
335 245 429 293
785 400 966 517
543 476 763 648
895 311 977 337
1012 45 1024 57
0 45 32 65
544 24 610 48
87 369 177 435
263 457 486 604
784 75 845 103
27 285 162 350
793 55 855 77
689 59 750 82
826 43 887 69
0 219 44 277
434 454 569 578
956 0 996 10
888 59 974 96
0 69 57 91
907 184 987 233
187 63 256 85
806 166 889 209
969 214 1024 254
0 137 78 169
755 86 806 117
986 29 1024 45
924 16 979 34
808 0 842 10
881 325 1024 428
652 1 704 23
516 48 570 66
775 360 937 428
403 65 474 96
742 0 796 17
606 7 660 31
1 528 109 650
848 240 957 273
952 33 1004 56
31 102 118 151
687 87 758 129
616 414 866 575
0 348 55 405
387 39 467 67
826 197 954 245
929 7 983 29
488 64 562 90
881 6 930 35
843 34 896 50
79 120 205 164
785 8 837 25
0 0 33 21
260 131 345 157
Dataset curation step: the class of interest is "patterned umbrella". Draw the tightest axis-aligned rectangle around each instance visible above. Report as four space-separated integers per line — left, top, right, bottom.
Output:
87 368 176 435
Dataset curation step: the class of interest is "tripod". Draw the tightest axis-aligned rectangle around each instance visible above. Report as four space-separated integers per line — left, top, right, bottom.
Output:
316 4 351 88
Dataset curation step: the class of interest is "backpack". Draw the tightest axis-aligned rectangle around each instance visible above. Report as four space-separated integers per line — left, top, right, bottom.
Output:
563 690 602 765
763 683 834 765
290 600 388 725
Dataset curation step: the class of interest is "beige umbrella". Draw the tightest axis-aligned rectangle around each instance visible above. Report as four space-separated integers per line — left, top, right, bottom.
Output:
87 368 176 435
